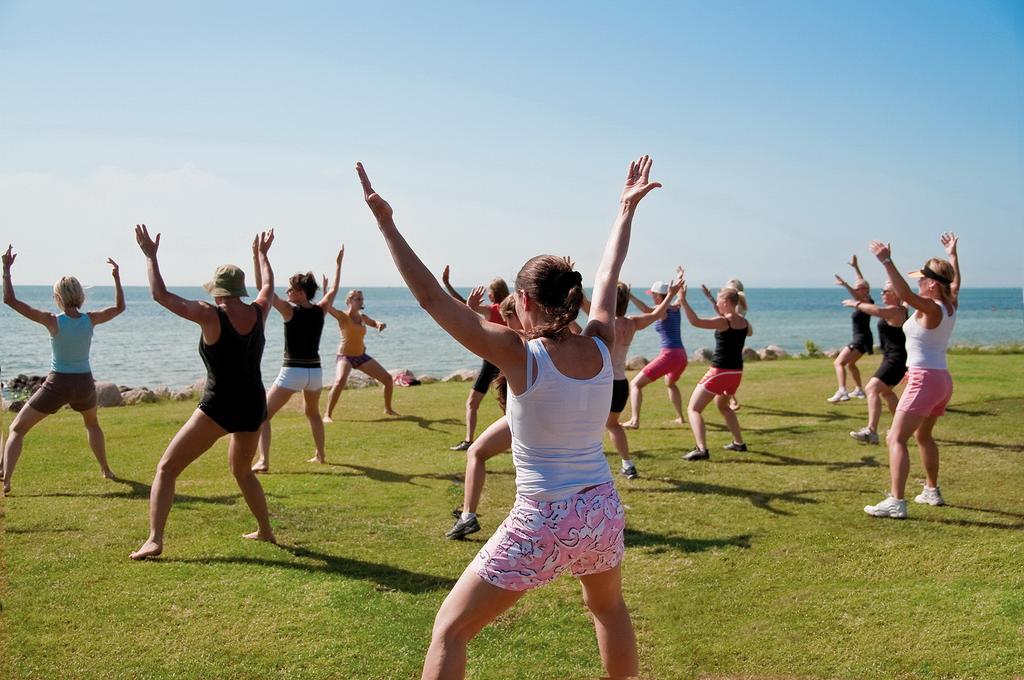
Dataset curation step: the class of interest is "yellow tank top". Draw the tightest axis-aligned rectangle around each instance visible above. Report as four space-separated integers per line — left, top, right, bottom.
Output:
337 311 367 356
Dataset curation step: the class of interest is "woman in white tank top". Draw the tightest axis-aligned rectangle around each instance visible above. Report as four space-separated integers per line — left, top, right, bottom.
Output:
355 157 661 680
863 233 961 520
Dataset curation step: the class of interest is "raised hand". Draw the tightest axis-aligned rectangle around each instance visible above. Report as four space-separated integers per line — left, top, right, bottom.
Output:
620 155 662 207
252 235 259 258
869 241 891 262
680 280 688 298
107 258 120 278
322 274 329 293
668 279 683 297
833 274 847 287
676 265 685 280
356 162 394 222
467 285 486 310
337 244 345 265
135 224 160 259
257 228 275 254
940 232 958 257
377 322 387 333
701 283 714 301
2 244 15 271
442 265 451 284
848 254 859 269
841 299 859 308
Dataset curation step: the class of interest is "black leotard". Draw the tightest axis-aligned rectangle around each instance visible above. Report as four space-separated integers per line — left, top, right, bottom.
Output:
198 305 267 433
850 298 875 354
711 320 748 370
283 304 325 368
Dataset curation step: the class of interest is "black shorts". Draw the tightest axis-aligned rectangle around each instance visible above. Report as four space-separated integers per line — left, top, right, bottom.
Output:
610 379 629 414
847 340 873 355
472 360 501 394
873 358 908 387
198 387 267 433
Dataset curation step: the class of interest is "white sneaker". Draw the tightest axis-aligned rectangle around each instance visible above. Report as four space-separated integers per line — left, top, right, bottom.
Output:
850 388 867 399
914 486 945 506
864 494 907 519
849 427 880 445
827 389 850 403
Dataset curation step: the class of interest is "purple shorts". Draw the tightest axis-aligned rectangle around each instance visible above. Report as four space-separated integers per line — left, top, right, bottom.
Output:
473 482 626 592
337 352 373 370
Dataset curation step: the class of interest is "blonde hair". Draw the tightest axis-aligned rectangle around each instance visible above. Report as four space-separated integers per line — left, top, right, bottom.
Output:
499 293 517 321
53 276 85 309
345 289 363 305
924 258 956 306
724 278 748 315
489 277 510 302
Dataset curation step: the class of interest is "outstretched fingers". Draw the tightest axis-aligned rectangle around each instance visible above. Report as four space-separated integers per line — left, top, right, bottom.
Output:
356 162 374 200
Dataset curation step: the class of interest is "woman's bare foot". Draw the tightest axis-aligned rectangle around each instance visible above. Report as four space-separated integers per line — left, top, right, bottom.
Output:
102 468 116 480
306 454 326 464
621 420 639 430
130 540 163 560
729 399 741 412
385 408 400 416
243 530 276 543
251 460 269 473
672 417 685 425
322 414 334 424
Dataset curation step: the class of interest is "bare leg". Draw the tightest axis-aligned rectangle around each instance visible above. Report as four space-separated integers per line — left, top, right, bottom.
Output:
303 389 326 462
716 394 744 444
623 373 652 429
463 389 485 443
666 375 684 423
228 430 276 543
605 411 630 461
579 566 638 679
422 566 525 679
848 357 864 391
686 387 716 451
323 360 351 422
130 410 225 559
360 359 399 415
882 387 899 415
885 410 925 500
2 405 49 494
254 385 295 472
865 378 893 433
462 418 511 514
80 407 114 479
915 415 941 489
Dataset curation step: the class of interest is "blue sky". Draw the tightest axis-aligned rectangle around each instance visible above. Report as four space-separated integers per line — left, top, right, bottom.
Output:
1 1 1021 290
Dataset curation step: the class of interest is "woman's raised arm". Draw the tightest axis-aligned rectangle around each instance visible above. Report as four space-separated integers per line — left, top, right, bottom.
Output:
135 224 216 326
1 245 57 334
88 258 126 325
868 240 941 325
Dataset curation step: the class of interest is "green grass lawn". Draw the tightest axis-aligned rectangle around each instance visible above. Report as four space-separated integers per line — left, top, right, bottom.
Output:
2 355 1022 679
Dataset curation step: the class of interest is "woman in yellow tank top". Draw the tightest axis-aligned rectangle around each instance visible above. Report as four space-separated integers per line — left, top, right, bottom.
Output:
323 289 400 421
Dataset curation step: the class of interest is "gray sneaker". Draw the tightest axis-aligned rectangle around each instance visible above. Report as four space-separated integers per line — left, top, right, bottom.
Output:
849 427 880 445
914 485 945 506
449 440 472 451
445 515 481 540
620 462 638 479
864 494 907 519
683 447 710 461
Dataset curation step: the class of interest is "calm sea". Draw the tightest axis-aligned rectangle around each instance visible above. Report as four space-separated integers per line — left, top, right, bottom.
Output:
2 286 1021 390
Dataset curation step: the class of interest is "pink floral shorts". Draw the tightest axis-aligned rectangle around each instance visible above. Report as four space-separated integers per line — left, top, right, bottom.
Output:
473 482 626 591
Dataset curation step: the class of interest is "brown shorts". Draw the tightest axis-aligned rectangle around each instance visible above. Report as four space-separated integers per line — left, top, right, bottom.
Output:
26 372 97 414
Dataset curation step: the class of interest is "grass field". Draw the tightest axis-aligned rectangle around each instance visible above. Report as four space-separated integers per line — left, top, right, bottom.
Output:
2 355 1022 679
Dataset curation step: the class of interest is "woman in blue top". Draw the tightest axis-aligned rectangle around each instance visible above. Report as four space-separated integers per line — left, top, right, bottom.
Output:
356 156 659 679
2 245 125 494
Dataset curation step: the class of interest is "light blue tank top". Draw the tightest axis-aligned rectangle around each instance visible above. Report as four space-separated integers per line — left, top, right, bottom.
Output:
51 313 93 373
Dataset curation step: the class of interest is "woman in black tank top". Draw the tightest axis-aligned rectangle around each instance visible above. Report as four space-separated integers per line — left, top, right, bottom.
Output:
130 226 278 561
679 280 752 461
843 282 910 445
251 247 343 473
830 254 874 402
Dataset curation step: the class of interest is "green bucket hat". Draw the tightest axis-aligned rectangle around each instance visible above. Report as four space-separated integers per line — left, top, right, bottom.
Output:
203 264 249 298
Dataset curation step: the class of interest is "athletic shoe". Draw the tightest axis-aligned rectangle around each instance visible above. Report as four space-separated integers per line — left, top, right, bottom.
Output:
445 515 481 540
723 442 747 452
851 388 867 399
914 486 945 506
864 494 907 519
683 447 710 461
849 427 880 445
827 389 850 403
449 440 472 451
620 462 638 479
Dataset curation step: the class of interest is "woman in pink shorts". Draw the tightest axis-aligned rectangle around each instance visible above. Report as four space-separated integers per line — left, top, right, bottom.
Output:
678 278 752 461
864 233 960 519
356 155 660 679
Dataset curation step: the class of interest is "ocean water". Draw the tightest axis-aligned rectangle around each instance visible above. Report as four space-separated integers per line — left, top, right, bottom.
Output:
1 286 1021 390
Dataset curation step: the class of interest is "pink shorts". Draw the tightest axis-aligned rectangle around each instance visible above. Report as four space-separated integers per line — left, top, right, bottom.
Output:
698 368 743 396
897 368 953 418
473 482 626 592
641 348 688 382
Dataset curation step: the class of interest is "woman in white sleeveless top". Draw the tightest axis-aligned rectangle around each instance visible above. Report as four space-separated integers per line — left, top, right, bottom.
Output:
355 157 660 679
864 233 961 519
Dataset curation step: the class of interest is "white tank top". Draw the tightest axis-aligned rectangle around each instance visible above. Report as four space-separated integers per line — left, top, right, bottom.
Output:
507 336 615 500
904 303 956 370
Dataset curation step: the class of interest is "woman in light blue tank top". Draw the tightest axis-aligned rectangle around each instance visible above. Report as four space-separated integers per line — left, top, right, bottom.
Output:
2 246 125 494
355 157 661 679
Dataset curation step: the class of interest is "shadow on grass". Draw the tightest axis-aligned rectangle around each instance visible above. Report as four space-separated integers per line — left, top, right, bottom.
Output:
336 463 473 487
741 404 861 423
625 528 753 555
19 478 240 506
6 526 81 534
936 438 1024 453
718 449 881 472
362 415 462 433
640 478 831 516
166 544 456 593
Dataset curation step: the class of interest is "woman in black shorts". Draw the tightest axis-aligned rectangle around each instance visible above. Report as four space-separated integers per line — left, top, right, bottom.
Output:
130 225 276 560
2 245 124 493
845 281 909 444
830 255 874 403
441 266 510 451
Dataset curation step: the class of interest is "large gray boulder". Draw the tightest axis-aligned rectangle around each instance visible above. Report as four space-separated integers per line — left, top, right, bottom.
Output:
741 347 760 362
417 374 439 384
691 347 714 364
443 369 477 383
95 382 124 408
757 345 790 361
122 388 159 405
625 356 648 371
